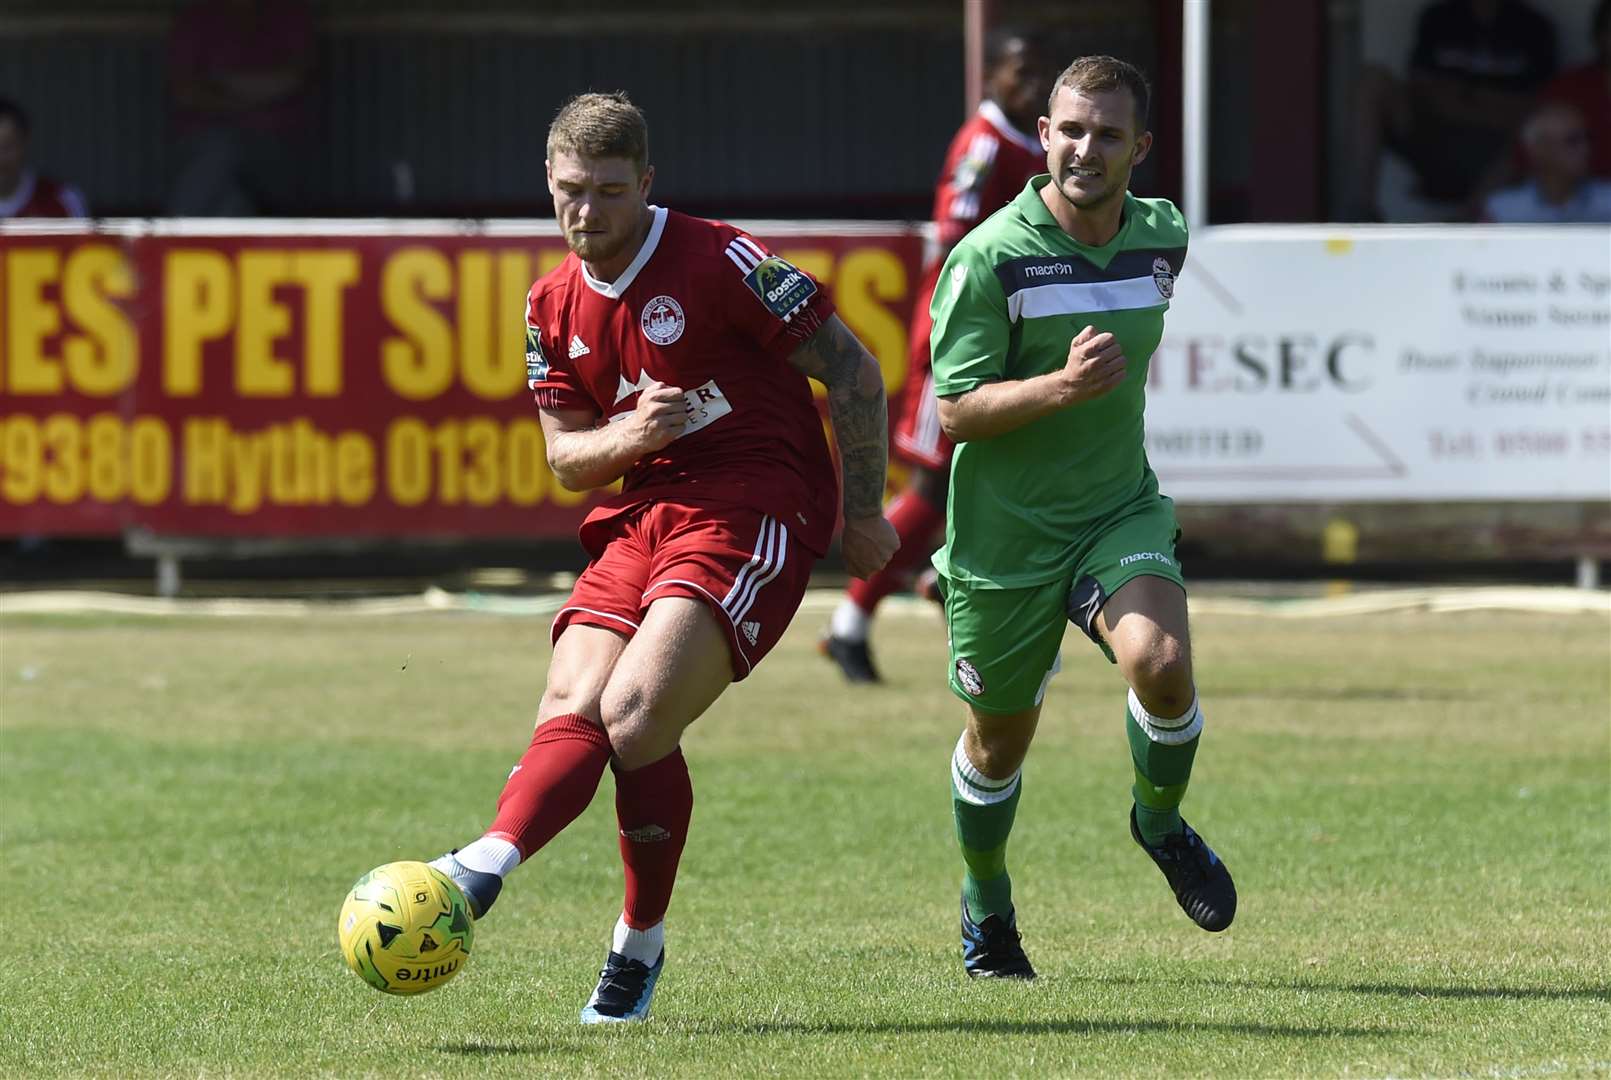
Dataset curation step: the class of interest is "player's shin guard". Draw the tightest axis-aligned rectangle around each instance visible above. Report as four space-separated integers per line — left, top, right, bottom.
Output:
950 733 1021 923
1126 690 1203 846
613 748 693 932
485 713 613 859
845 490 945 613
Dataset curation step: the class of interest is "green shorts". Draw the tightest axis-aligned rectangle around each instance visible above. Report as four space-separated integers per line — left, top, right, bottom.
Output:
939 493 1185 715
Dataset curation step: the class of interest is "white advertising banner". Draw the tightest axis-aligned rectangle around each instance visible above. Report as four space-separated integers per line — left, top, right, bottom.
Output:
1150 226 1611 503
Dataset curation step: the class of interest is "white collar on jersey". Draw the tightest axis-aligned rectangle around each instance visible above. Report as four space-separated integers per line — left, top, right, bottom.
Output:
580 205 669 299
978 100 1042 156
0 170 39 218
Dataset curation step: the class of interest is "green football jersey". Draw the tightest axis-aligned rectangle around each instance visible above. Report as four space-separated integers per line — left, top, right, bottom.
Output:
930 175 1187 588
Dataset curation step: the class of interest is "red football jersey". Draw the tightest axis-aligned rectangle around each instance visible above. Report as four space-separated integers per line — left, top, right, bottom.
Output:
931 100 1045 250
526 207 840 556
0 172 89 219
909 99 1045 362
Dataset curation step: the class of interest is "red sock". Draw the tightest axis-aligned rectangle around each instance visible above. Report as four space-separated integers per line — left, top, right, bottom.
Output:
846 490 946 612
486 713 613 859
613 748 694 929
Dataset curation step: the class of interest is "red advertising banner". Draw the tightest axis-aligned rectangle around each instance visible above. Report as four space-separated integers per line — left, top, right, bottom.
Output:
0 222 926 538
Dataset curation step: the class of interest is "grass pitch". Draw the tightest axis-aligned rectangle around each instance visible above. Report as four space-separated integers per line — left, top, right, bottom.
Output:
1 596 1607 1078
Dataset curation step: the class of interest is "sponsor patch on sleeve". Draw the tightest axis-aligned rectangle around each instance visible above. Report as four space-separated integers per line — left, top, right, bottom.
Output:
743 255 818 321
525 325 549 388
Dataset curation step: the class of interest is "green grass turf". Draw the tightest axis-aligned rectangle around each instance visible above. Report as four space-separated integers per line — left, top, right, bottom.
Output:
1 601 1607 1078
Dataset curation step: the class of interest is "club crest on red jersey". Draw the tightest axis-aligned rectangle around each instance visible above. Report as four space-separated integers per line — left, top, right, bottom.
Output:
640 295 686 346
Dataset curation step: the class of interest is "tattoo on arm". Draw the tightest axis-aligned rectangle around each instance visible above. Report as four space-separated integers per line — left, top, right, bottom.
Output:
790 315 888 519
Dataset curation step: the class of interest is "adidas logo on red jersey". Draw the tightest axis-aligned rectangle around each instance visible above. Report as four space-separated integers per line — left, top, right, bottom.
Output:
568 334 590 359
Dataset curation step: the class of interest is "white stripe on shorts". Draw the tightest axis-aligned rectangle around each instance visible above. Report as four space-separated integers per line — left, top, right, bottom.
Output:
723 516 788 624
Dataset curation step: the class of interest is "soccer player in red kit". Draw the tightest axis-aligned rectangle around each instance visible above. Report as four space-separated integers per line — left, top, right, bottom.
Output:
821 29 1048 682
0 100 88 219
427 91 899 1024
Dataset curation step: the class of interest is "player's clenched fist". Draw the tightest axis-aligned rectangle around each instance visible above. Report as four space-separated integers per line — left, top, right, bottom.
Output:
1055 324 1128 406
629 381 688 451
840 512 901 580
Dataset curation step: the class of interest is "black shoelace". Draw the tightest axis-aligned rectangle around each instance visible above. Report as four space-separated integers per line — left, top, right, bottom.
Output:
594 960 650 1009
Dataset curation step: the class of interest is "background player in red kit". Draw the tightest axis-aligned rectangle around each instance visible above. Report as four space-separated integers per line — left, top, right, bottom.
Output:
0 99 89 219
821 29 1048 682
428 91 899 1024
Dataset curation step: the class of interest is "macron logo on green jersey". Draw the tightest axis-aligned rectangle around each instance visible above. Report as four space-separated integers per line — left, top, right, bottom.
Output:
995 249 1185 323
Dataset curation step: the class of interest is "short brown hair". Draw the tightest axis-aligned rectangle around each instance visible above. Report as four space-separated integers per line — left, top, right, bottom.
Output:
1049 55 1151 130
546 91 648 172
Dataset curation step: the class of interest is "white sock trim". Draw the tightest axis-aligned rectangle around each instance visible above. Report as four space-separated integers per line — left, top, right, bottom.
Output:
950 732 1021 806
454 836 521 876
1127 689 1203 746
829 598 871 641
613 914 665 965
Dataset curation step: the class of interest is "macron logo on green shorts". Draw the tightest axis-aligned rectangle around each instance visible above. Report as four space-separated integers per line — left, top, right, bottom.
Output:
1119 551 1177 569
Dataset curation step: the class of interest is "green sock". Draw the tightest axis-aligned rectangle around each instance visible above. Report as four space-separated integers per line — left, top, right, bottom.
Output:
1126 689 1202 846
950 733 1021 922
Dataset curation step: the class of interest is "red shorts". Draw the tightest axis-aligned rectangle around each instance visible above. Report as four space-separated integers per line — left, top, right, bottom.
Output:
554 500 815 680
892 289 953 471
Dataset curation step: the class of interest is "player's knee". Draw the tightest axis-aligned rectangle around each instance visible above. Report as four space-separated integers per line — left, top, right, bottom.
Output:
1122 635 1194 717
599 679 645 735
599 681 666 767
968 712 1037 778
971 736 1029 778
538 662 605 721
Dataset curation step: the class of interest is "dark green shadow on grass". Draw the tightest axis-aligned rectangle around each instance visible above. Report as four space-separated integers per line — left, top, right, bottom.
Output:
437 1039 581 1056
1213 687 1482 703
1091 975 1611 1003
436 1018 1408 1048
686 1018 1407 1038
1326 981 1610 1003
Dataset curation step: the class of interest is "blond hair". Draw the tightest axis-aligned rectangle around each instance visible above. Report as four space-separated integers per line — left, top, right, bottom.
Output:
546 91 648 172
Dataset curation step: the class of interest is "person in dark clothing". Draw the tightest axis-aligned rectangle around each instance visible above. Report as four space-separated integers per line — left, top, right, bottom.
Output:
1350 0 1557 220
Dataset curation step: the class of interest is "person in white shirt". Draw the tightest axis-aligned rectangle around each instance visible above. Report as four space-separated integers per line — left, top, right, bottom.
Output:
1484 101 1611 222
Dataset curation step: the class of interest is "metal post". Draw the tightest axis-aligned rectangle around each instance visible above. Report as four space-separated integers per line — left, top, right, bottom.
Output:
157 554 181 598
1576 554 1601 590
1182 0 1211 229
964 0 992 115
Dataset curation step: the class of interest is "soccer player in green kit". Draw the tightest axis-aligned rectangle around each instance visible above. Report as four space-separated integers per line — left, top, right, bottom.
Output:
930 55 1236 979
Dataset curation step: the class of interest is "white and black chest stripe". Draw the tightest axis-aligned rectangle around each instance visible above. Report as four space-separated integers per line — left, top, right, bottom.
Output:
993 247 1186 322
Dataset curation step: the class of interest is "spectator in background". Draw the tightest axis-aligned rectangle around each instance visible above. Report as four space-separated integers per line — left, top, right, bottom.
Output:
166 0 315 216
0 99 89 218
1483 101 1611 221
1539 0 1611 178
1350 0 1557 221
